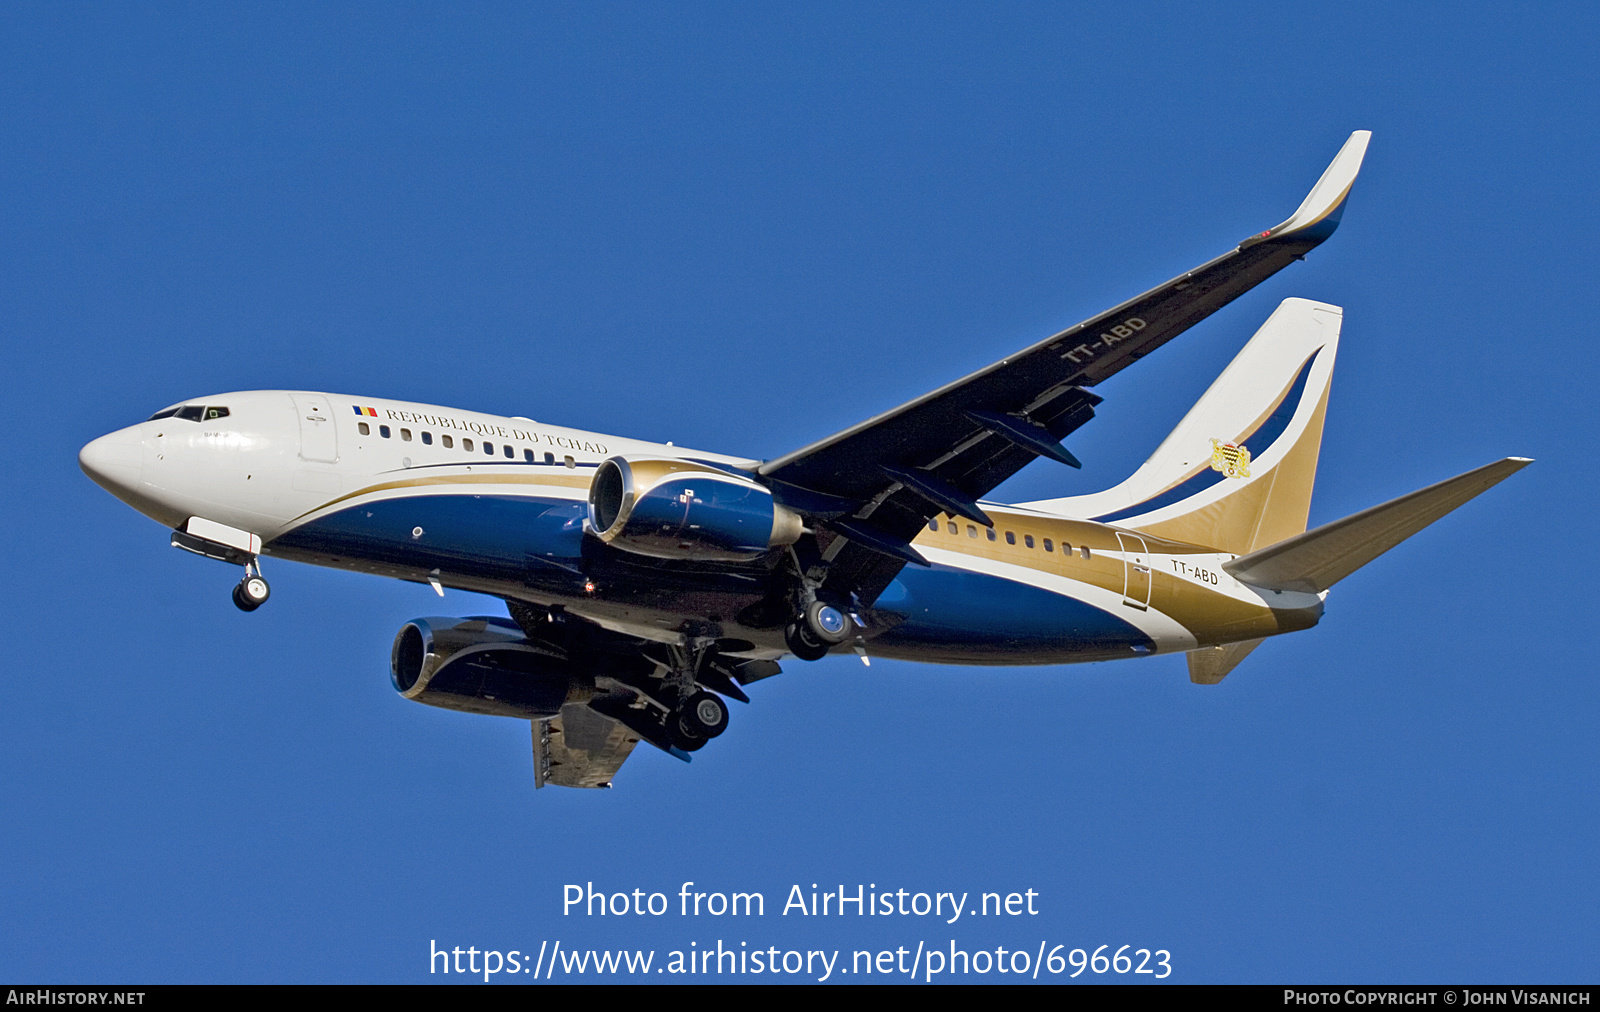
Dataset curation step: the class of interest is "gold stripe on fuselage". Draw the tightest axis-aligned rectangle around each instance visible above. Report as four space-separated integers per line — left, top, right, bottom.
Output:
916 508 1307 646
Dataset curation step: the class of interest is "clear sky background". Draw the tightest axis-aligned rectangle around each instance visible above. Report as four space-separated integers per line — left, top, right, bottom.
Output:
2 2 1595 984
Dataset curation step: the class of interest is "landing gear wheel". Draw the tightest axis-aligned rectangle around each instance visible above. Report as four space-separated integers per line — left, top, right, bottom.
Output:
231 583 261 612
678 691 729 739
234 574 270 611
671 719 709 752
784 621 829 662
803 600 852 644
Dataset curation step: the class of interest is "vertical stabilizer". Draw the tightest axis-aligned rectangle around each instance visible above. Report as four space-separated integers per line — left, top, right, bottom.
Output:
1022 298 1341 555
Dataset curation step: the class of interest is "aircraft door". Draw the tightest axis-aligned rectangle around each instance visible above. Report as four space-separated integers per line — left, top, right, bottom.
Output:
1117 531 1151 610
291 394 339 463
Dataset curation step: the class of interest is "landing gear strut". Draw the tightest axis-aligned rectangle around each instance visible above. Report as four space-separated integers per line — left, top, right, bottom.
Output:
662 642 733 753
232 559 270 612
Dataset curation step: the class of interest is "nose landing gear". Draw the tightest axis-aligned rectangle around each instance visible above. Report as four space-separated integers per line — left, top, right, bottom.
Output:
232 561 271 612
168 518 272 613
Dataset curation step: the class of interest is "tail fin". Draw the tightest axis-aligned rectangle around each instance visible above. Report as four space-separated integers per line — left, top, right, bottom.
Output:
1021 297 1341 554
1224 457 1532 593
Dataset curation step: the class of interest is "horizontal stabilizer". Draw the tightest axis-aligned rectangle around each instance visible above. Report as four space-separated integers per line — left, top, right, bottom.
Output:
1224 457 1531 594
1188 638 1265 685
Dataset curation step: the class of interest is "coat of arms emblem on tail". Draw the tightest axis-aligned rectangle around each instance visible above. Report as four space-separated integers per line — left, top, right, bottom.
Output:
1210 438 1251 479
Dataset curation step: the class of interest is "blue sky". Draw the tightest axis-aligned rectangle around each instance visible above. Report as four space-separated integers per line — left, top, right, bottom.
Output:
3 3 1596 983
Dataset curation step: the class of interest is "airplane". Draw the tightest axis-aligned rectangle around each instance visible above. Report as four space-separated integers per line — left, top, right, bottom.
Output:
78 130 1529 789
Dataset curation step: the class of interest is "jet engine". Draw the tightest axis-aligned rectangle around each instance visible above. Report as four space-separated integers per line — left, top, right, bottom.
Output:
586 456 803 562
390 616 589 719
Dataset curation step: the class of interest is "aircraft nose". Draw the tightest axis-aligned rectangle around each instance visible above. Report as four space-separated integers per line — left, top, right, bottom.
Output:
79 426 146 495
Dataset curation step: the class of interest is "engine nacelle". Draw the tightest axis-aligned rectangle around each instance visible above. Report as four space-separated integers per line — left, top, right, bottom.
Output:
390 616 588 719
587 455 803 562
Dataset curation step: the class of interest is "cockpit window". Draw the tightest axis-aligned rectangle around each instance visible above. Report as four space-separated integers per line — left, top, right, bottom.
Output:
153 404 230 422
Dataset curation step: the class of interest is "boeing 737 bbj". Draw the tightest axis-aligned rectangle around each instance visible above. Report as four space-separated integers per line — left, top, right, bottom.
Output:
80 131 1529 788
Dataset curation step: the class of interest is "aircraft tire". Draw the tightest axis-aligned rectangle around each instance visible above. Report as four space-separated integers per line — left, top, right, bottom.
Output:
231 584 261 613
671 717 708 752
784 621 829 662
803 601 852 644
679 691 729 739
240 575 271 606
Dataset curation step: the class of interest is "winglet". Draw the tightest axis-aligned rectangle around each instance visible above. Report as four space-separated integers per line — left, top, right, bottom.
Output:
1240 130 1372 249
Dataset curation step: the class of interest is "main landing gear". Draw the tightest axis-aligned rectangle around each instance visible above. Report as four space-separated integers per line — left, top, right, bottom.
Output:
660 643 734 753
231 559 271 612
502 602 751 761
673 690 729 751
783 599 852 662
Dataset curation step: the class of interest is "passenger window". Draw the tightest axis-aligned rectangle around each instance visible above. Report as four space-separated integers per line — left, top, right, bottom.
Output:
401 428 412 442
1024 535 1035 549
484 442 495 456
204 406 229 420
928 518 939 532
967 525 978 538
1043 539 1053 552
1081 545 1091 559
564 455 575 469
1005 532 1015 545
1061 542 1071 554
503 445 513 458
986 528 996 541
380 425 391 438
358 422 370 436
421 432 432 445
544 452 555 465
947 522 958 534
442 435 453 448
524 449 535 463
463 438 474 452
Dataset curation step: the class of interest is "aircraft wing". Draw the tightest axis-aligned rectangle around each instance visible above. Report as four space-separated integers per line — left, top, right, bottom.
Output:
758 131 1371 604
